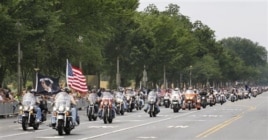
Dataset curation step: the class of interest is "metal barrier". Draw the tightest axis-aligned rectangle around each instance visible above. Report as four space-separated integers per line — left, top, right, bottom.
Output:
0 101 19 116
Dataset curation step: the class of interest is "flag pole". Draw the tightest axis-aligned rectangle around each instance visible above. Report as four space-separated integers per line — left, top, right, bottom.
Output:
66 59 69 88
34 70 38 91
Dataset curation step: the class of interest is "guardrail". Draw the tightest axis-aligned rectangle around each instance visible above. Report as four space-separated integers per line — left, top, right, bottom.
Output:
0 98 89 118
0 101 19 117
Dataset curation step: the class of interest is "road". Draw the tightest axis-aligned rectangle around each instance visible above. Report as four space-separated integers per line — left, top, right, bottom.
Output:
0 93 267 140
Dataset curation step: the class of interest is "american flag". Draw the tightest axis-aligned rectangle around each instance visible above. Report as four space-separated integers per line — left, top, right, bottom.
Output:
66 61 88 93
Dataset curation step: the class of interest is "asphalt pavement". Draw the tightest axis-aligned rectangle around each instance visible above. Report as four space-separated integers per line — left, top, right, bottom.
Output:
0 92 267 140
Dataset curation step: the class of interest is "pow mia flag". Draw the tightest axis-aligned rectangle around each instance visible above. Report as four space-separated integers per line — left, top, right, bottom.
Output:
35 73 61 95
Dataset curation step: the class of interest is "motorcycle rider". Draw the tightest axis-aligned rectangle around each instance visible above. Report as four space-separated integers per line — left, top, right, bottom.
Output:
39 95 48 121
18 87 42 123
50 87 79 128
97 89 116 119
86 89 99 116
143 89 160 113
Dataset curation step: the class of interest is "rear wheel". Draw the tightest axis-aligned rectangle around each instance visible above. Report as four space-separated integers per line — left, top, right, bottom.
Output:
33 121 39 130
173 107 179 113
108 116 113 123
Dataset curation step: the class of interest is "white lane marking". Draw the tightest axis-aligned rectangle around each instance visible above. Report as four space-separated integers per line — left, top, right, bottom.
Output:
175 125 189 128
0 132 31 139
35 136 64 139
168 125 189 128
177 120 205 122
115 119 142 122
78 111 197 140
88 126 118 128
137 136 157 139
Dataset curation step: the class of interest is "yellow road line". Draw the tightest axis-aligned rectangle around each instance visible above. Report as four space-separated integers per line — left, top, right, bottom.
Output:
196 104 256 138
196 114 242 138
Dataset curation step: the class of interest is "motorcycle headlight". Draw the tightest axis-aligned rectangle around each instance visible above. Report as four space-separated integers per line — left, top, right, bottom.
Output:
59 106 65 112
24 106 29 110
53 106 57 111
66 106 70 111
19 106 23 110
116 99 122 103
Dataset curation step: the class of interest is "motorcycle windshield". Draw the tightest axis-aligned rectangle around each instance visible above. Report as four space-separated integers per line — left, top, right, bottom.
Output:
115 92 124 99
88 93 97 103
185 90 194 94
102 92 113 100
171 91 180 100
125 90 135 97
54 92 71 108
148 91 156 102
22 93 36 106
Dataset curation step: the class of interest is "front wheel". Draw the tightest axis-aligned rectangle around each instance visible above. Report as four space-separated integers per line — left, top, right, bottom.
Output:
57 120 64 135
103 109 108 124
22 117 28 131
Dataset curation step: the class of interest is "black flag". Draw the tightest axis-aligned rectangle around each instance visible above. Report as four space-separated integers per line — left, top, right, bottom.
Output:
35 73 61 95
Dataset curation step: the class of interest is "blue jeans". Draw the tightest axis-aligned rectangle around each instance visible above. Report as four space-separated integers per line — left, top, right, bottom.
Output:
71 107 77 125
35 106 42 121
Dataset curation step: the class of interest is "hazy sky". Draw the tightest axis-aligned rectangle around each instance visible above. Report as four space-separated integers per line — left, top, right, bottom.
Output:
138 0 268 49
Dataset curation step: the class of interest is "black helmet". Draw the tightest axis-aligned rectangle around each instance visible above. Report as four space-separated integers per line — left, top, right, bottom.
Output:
63 87 71 93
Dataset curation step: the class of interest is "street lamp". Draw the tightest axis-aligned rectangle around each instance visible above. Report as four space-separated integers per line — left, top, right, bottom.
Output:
116 56 120 88
16 21 22 96
142 65 147 89
34 67 40 90
189 65 192 87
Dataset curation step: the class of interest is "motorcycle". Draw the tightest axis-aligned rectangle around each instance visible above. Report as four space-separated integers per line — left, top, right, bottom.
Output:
135 93 144 110
199 92 207 108
99 92 115 124
125 91 135 112
219 93 226 105
243 90 250 99
147 91 159 117
170 90 181 113
252 88 258 97
87 93 98 121
52 92 75 135
208 94 216 106
114 92 125 115
18 92 40 130
229 93 237 102
163 93 171 108
182 89 201 110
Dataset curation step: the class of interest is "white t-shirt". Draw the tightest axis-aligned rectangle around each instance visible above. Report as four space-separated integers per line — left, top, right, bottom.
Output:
0 95 4 101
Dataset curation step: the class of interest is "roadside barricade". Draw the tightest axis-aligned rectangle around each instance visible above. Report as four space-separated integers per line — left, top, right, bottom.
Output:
0 101 19 117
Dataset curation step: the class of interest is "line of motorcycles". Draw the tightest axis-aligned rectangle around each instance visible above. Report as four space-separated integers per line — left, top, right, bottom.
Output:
86 91 145 124
160 87 265 113
16 87 264 136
